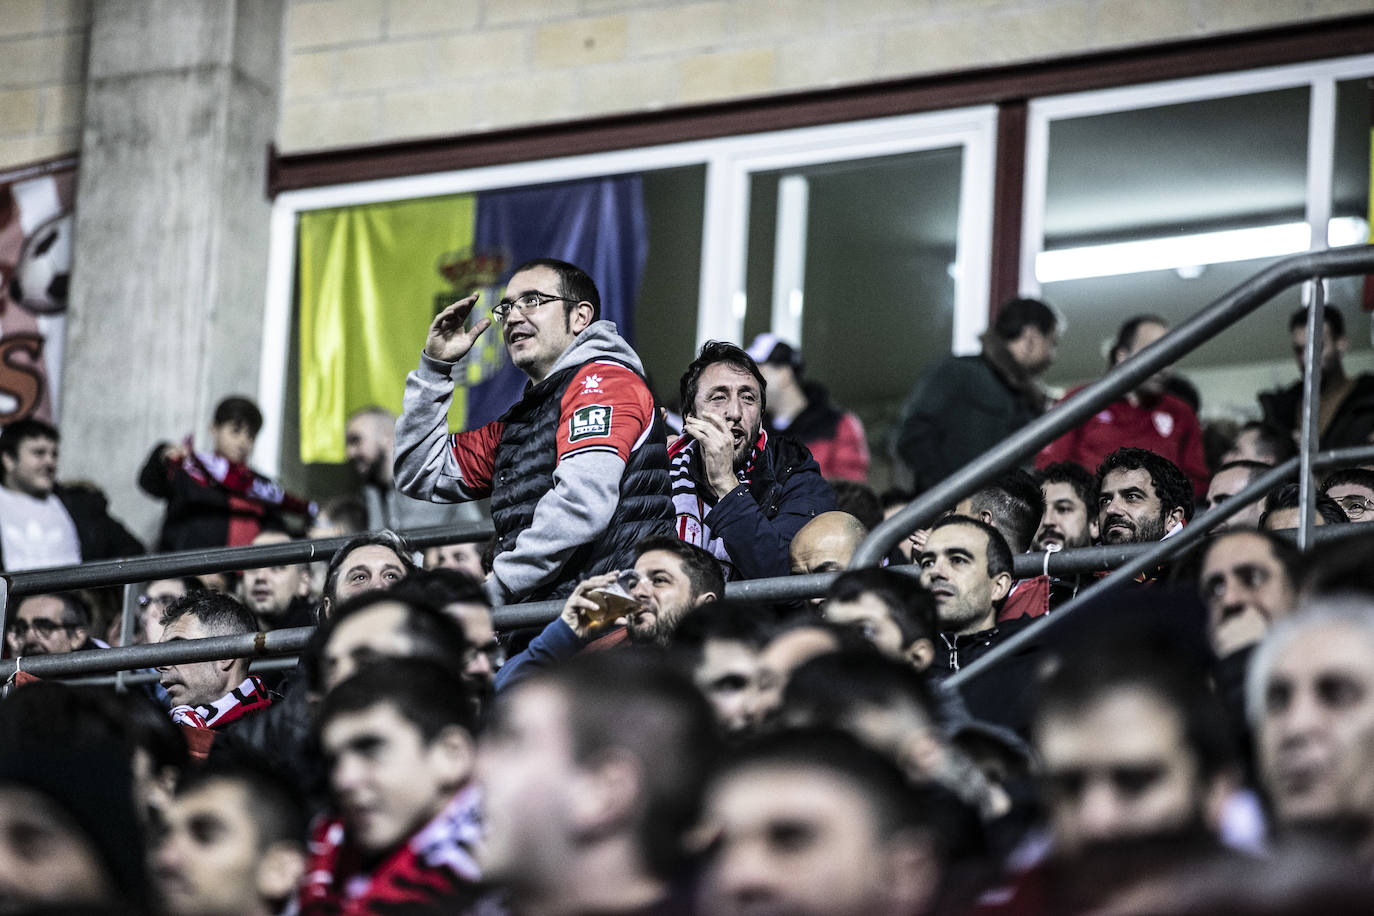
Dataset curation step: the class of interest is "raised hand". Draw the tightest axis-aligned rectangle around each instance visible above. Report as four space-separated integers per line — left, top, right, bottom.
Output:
559 571 624 638
682 413 739 500
425 293 491 363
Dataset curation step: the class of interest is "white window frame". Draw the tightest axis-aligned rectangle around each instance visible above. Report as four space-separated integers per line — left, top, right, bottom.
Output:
1020 54 1374 297
257 106 999 473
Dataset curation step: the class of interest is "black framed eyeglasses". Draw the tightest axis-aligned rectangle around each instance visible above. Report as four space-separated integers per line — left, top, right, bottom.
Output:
1334 495 1373 519
138 593 179 610
8 617 77 638
491 291 577 324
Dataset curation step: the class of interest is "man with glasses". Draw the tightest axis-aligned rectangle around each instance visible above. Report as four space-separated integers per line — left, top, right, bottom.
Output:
1320 467 1374 524
5 592 97 657
395 258 672 605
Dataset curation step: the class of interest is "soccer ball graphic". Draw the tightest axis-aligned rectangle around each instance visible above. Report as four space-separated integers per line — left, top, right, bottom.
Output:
9 211 72 315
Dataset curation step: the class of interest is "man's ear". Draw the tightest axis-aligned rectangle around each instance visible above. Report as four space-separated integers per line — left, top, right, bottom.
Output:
570 300 595 334
256 842 307 903
1088 516 1100 541
990 571 1013 603
978 510 995 528
67 626 88 652
692 590 719 607
882 829 940 916
904 637 935 672
430 725 476 792
295 573 311 599
0 452 13 478
1164 506 1187 533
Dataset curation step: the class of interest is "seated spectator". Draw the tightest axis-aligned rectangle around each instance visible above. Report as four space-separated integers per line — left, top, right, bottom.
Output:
1038 315 1209 497
671 341 835 581
155 592 272 758
1260 305 1374 449
1204 459 1270 529
140 395 314 550
1259 482 1348 530
0 745 149 910
132 576 206 647
319 529 417 619
5 591 99 657
696 728 943 916
238 527 315 632
1096 447 1194 546
918 516 1039 733
747 333 870 481
1320 467 1374 524
0 417 143 571
1033 462 1097 552
897 296 1059 494
788 510 868 579
478 652 719 916
423 539 487 579
954 468 1049 621
1197 529 1300 662
1248 597 1374 866
495 536 723 690
308 494 366 540
821 567 938 671
155 760 307 916
317 590 472 694
302 661 484 914
1221 419 1298 466
391 569 503 711
670 600 774 737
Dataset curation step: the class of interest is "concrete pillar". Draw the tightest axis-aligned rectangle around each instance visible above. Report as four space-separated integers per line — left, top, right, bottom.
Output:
64 0 283 543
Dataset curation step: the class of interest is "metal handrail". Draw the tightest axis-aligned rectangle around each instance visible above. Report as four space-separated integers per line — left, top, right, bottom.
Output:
852 245 1374 568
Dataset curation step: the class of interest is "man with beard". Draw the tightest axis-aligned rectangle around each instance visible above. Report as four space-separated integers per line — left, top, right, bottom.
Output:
1260 305 1374 450
395 258 673 605
495 537 723 689
1095 447 1193 547
1033 462 1097 552
670 341 835 581
1038 316 1208 497
4 592 99 657
1248 597 1374 865
345 405 481 531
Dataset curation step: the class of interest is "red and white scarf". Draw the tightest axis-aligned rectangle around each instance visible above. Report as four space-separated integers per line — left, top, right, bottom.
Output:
169 674 273 729
178 436 315 517
668 430 766 581
299 783 485 916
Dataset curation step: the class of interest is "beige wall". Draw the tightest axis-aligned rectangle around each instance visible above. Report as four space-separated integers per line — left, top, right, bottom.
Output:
277 0 1374 154
0 0 89 170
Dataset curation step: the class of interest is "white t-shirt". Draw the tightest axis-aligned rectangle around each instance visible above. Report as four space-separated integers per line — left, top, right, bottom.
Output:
0 486 81 570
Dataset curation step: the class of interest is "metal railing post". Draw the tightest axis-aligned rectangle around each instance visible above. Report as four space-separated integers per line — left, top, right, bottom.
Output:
113 582 139 693
1297 280 1325 550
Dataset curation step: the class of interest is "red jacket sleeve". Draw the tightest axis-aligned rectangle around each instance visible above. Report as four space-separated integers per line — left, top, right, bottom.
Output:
447 420 504 498
556 362 654 463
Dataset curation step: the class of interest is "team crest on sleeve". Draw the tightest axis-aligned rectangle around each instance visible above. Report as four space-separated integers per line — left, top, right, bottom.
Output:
581 373 605 394
570 404 613 442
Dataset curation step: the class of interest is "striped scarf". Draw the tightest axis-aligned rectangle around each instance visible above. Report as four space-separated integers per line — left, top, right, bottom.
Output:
668 430 766 582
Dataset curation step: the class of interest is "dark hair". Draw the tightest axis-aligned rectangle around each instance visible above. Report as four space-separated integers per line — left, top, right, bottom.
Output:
993 297 1060 340
1232 420 1298 464
879 487 914 510
0 416 58 469
680 340 767 417
159 590 258 635
390 567 489 608
21 591 91 629
322 529 418 607
178 757 307 850
1109 314 1168 367
319 658 477 741
312 589 472 692
510 257 601 322
783 650 941 736
825 568 937 646
1259 482 1348 527
523 651 721 881
669 599 777 672
1214 458 1270 484
715 727 934 838
1300 529 1374 598
1096 447 1195 522
964 468 1045 554
315 494 367 535
1288 304 1345 337
212 396 263 436
1321 467 1374 496
927 515 1013 580
830 480 883 531
634 535 725 601
1036 461 1097 517
1034 631 1235 782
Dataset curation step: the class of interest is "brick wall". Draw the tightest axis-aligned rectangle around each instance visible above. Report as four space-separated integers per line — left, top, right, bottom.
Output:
0 0 89 171
276 0 1374 154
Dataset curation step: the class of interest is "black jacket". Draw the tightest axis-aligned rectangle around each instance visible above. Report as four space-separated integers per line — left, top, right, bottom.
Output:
1259 372 1374 449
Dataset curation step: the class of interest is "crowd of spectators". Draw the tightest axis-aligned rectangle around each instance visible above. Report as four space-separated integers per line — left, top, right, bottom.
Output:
3 260 1374 914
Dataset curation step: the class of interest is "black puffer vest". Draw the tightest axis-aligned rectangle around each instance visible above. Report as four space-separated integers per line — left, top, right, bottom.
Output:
489 359 674 601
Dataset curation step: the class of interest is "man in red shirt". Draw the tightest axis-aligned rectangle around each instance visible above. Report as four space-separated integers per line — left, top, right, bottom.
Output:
1037 315 1208 497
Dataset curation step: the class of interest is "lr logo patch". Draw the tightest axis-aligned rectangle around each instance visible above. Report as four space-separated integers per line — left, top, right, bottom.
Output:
570 404 613 442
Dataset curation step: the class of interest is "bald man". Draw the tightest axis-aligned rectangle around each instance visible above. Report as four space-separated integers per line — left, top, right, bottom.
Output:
789 512 868 601
344 406 481 532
